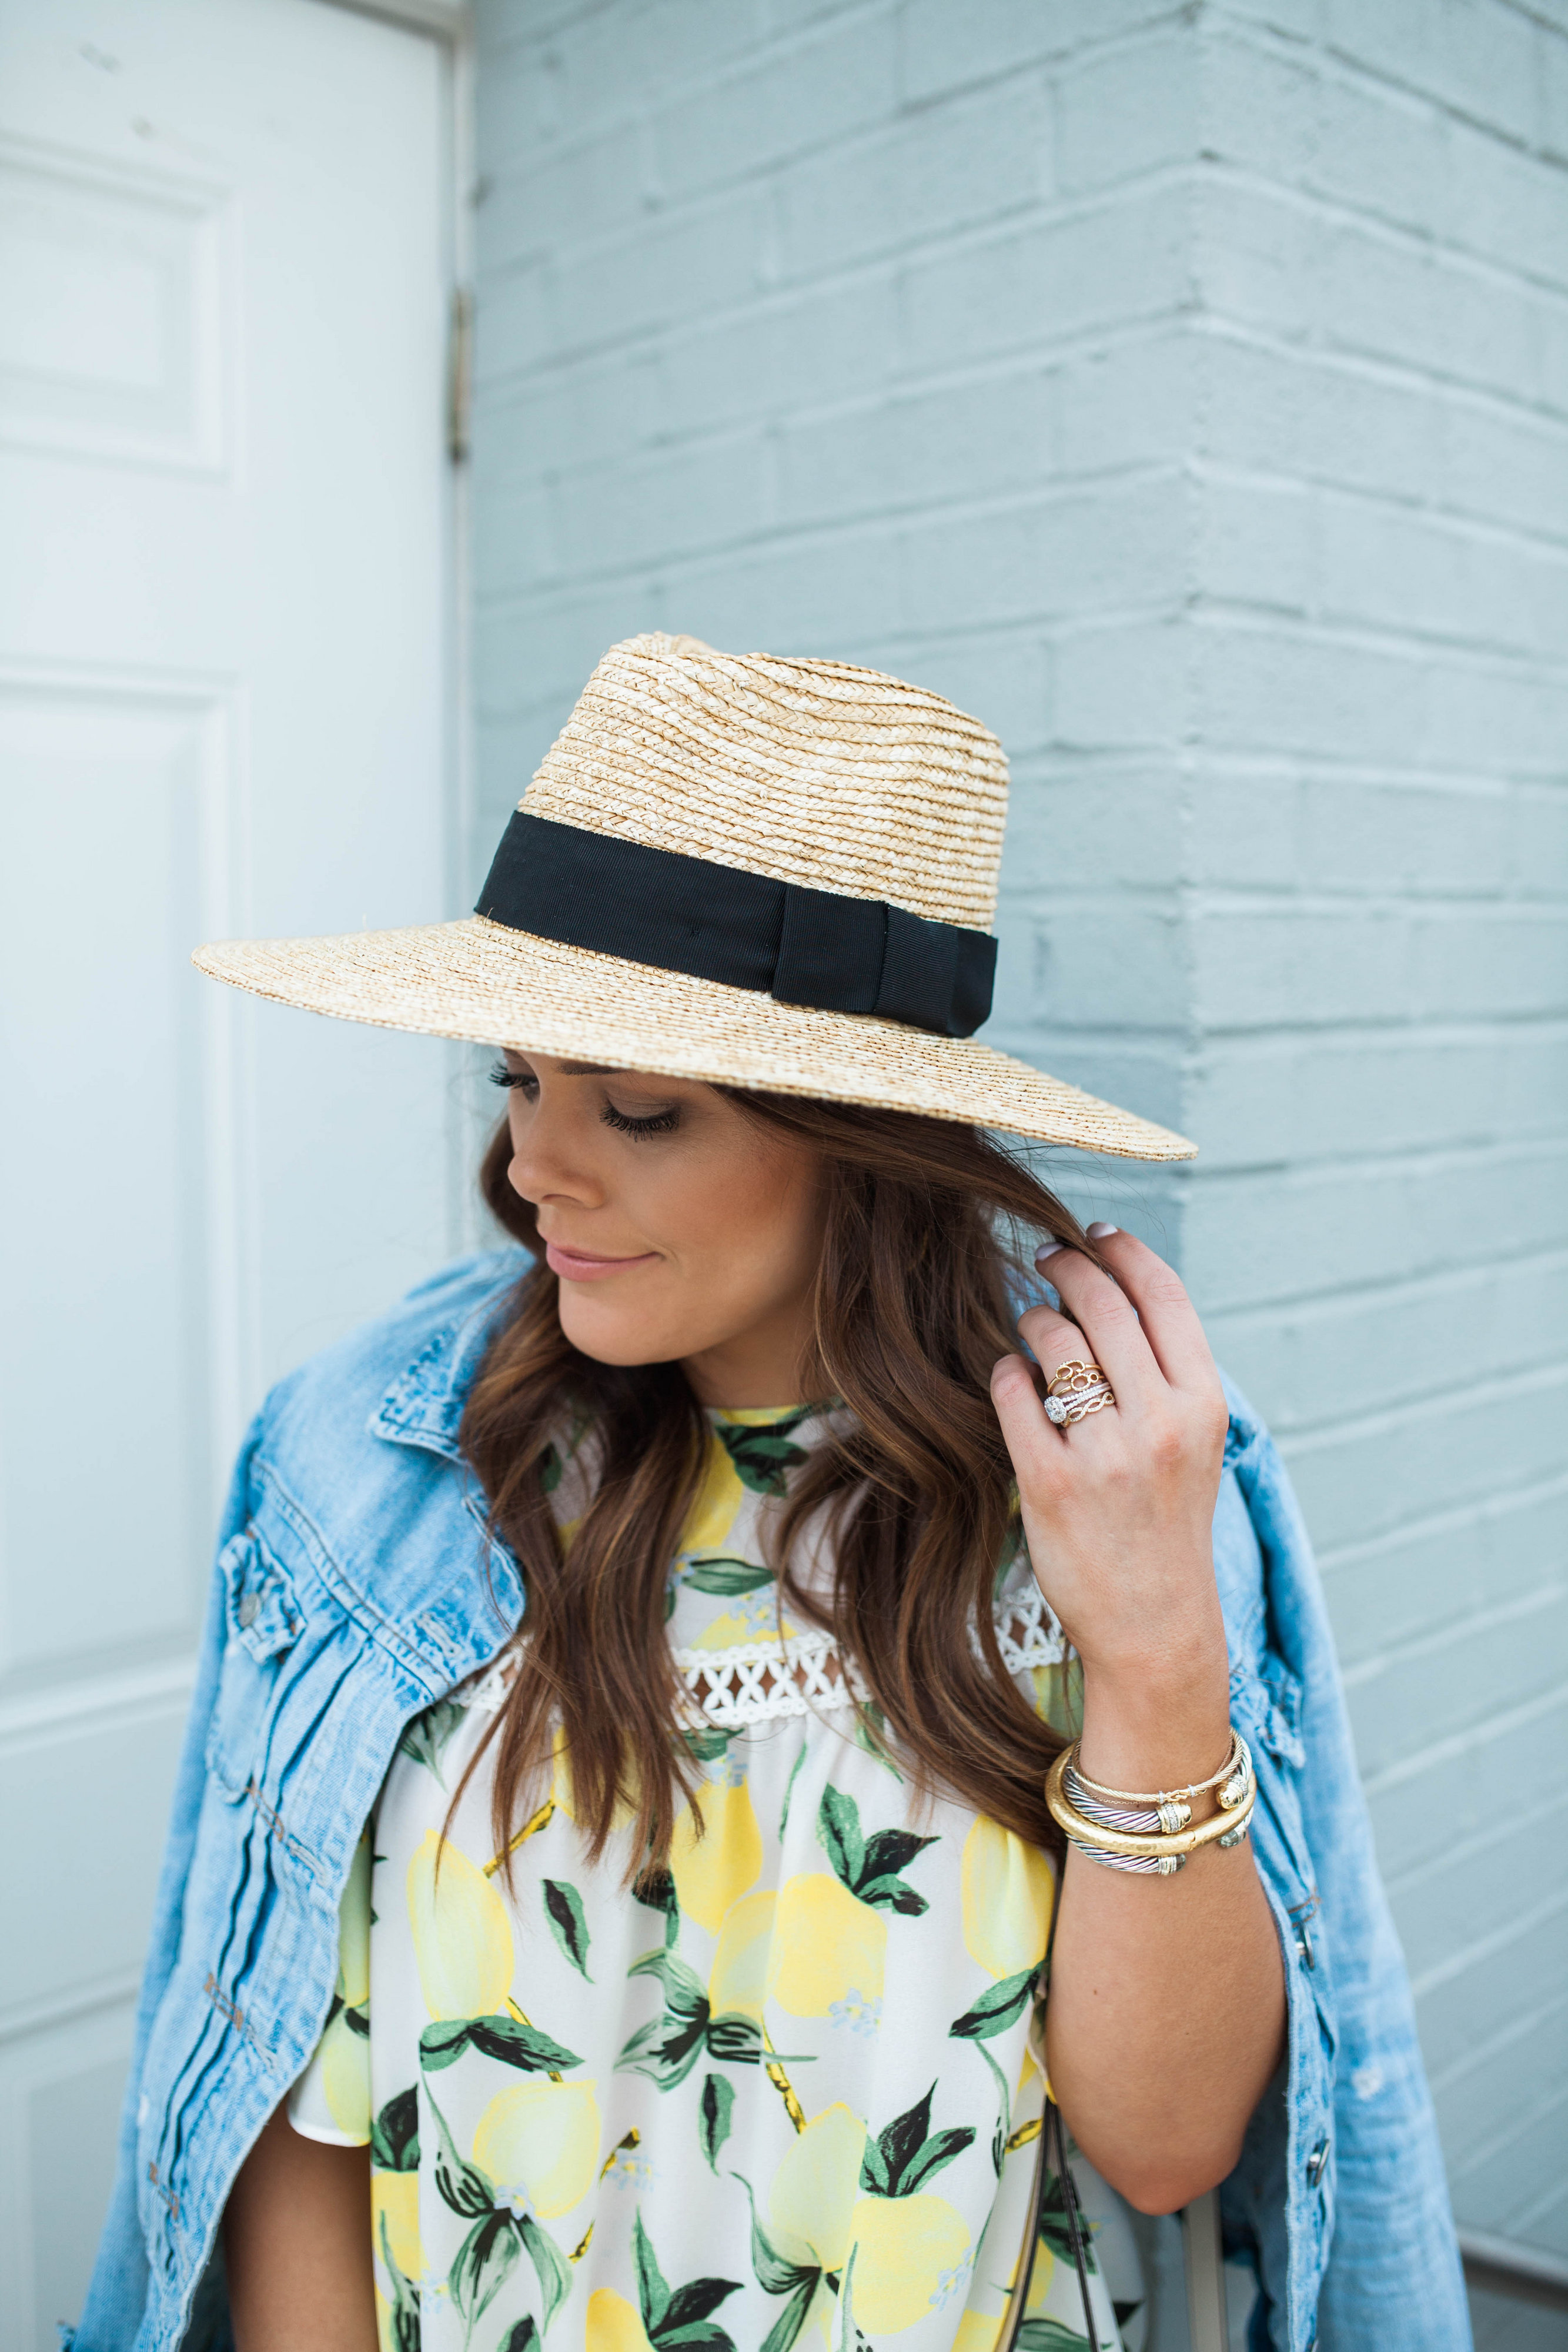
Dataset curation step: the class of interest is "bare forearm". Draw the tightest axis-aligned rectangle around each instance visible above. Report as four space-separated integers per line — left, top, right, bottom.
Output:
1044 1648 1286 2212
225 2102 377 2351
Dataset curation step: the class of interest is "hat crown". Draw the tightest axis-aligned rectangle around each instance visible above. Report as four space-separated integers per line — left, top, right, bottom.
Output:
520 633 1009 931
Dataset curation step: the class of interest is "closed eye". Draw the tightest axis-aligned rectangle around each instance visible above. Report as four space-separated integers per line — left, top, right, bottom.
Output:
601 1100 680 1138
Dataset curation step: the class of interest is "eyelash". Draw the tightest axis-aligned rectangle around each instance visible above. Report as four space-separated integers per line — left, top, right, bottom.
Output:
487 1062 680 1140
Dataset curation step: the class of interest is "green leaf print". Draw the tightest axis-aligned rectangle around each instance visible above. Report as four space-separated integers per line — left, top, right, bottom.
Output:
450 2209 520 2329
948 1965 1040 2041
683 1558 775 1597
858 2085 975 2198
378 2206 423 2352
632 2211 743 2352
852 1703 902 1781
342 2000 370 2040
420 2014 583 2076
698 2073 735 2171
634 1865 681 1949
680 1727 735 1767
519 2212 573 2329
1038 2169 1100 2274
541 1878 593 1979
817 1788 938 1915
735 2178 825 2352
369 2086 420 2173
426 2083 494 2220
778 1745 807 1839
499 2324 539 2352
396 1698 467 1786
1015 2324 1093 2351
716 1413 812 1495
619 1951 710 2089
539 1440 563 1494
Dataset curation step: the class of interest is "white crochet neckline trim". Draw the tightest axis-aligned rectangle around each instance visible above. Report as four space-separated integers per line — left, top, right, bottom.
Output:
674 1578 1065 1730
456 1579 1065 1733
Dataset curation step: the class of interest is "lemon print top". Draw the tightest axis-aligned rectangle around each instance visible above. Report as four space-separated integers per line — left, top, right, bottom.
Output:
289 1406 1138 2352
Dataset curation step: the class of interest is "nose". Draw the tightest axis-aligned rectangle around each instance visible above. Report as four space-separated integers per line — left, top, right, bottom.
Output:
506 1106 605 1212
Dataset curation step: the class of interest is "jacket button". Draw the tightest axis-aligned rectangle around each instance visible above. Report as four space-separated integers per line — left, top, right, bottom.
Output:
237 1591 259 1628
1306 2139 1329 2184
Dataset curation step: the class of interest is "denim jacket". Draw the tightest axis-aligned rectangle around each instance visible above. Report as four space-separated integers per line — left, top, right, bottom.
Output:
71 1250 1469 2352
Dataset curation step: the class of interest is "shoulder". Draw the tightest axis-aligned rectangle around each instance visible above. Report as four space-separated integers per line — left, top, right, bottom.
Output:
254 1245 530 1469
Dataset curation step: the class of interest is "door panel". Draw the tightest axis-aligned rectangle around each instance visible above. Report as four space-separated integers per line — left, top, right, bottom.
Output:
0 5 457 2339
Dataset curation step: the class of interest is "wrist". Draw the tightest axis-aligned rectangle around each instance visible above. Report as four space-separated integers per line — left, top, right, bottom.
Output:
1075 1638 1232 1803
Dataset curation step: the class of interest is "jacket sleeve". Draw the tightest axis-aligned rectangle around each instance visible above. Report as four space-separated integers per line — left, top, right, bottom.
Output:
69 1418 264 2352
1229 1388 1472 2351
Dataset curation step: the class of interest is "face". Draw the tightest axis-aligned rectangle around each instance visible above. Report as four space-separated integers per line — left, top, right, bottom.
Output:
494 1052 827 1408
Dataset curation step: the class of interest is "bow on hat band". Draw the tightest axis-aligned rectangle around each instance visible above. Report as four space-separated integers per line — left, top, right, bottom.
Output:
476 812 997 1040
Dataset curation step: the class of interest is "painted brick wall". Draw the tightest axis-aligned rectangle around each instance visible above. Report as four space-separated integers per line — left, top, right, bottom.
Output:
470 0 1568 2297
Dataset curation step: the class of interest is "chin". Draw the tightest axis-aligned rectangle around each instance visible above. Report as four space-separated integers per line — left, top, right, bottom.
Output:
556 1295 676 1368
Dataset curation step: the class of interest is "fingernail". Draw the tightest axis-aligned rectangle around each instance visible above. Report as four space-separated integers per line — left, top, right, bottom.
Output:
1086 1222 1120 1240
1034 1240 1066 1264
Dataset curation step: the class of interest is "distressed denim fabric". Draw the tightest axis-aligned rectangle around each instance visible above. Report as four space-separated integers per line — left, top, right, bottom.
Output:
69 1250 1469 2352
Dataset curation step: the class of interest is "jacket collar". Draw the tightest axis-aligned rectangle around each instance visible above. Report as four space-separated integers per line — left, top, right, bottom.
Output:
367 1264 526 1460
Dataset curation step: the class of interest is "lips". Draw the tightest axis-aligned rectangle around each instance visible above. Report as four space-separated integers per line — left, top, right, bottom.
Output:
544 1240 660 1282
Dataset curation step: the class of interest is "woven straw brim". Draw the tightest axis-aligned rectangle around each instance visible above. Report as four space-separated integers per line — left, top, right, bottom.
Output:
192 917 1196 1161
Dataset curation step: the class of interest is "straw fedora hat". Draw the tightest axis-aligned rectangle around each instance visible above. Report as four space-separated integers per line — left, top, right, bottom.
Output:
193 633 1194 1160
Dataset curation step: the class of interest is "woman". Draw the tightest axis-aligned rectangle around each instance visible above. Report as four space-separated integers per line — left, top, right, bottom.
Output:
72 637 1467 2352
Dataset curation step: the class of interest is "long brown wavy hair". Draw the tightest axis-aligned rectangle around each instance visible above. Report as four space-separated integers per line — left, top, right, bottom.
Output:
459 1091 1098 1876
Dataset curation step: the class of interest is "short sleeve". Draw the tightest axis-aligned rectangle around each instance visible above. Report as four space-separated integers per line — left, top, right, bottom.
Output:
287 1825 373 2147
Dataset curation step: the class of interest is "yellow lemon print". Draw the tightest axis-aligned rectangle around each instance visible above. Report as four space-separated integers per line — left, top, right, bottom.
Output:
845 2193 972 2332
337 1832 372 2009
586 2288 656 2352
961 1816 1054 1981
709 1888 776 2020
406 1829 514 2019
473 2077 600 2219
768 1873 885 2016
316 2007 372 2141
690 1606 800 1652
670 1781 763 1933
953 2311 1005 2352
372 2167 422 2284
679 1430 746 1555
1026 2243 1058 2314
768 2102 867 2271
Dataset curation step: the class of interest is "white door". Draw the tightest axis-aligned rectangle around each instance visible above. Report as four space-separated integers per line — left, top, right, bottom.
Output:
0 4 461 2338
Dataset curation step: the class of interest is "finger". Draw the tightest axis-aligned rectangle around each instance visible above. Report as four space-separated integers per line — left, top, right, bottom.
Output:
1072 1224 1220 1395
1031 1241 1164 1409
989 1349 1071 1477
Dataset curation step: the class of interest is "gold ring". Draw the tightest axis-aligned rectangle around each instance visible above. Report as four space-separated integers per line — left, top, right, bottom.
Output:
1043 1359 1115 1425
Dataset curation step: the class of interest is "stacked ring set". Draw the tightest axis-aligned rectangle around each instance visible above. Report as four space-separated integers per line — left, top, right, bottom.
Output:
1042 1357 1116 1425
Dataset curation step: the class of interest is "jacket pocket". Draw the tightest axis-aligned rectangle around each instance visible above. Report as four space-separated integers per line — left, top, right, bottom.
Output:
204 1525 304 1800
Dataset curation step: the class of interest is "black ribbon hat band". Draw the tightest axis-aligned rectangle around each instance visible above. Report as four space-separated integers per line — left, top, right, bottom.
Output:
476 811 997 1040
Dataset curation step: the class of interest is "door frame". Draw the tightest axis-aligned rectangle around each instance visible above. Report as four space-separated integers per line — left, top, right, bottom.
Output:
317 0 479 1247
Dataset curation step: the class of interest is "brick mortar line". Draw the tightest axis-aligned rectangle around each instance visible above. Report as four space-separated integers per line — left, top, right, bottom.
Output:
1343 1577 1568 1689
1360 1683 1567 1800
1317 1465 1568 1578
1443 2072 1568 2188
1425 1984 1568 2097
1189 313 1568 438
1278 1357 1568 1452
478 0 1192 112
1187 457 1568 564
1210 1247 1568 1340
1211 4 1568 168
1191 590 1568 676
1410 1883 1568 2001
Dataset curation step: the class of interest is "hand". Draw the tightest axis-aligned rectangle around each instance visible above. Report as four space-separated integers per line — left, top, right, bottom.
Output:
989 1225 1233 1789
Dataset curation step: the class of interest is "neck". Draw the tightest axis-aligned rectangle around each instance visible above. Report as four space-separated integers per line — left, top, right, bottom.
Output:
679 1298 815 1411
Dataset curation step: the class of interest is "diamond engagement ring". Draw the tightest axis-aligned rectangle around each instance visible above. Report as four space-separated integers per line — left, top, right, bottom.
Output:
1043 1358 1116 1424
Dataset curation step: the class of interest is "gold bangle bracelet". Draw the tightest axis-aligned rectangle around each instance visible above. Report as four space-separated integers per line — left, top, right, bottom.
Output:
1070 1727 1251 1810
1046 1748 1257 1859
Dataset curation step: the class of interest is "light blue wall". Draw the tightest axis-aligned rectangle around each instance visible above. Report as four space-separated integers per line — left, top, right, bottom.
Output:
471 0 1568 2290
